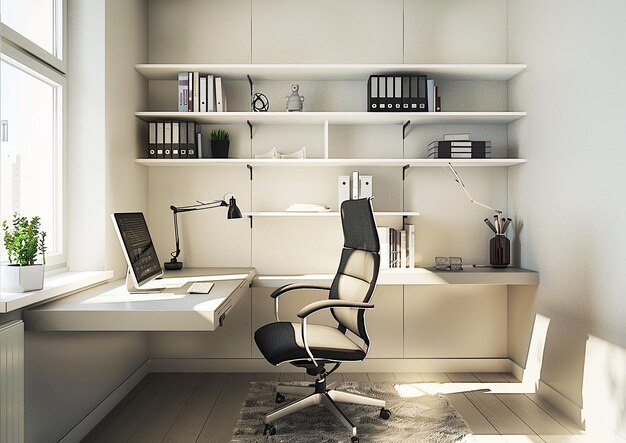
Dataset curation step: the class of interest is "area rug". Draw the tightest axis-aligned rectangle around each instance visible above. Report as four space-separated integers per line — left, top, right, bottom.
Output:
231 382 474 442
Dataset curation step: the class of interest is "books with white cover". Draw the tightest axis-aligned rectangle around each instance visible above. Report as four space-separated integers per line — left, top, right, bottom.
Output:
400 230 407 268
215 77 224 112
199 76 207 112
178 72 188 112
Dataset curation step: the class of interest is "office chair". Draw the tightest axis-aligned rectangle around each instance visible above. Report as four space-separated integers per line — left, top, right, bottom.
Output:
254 198 390 443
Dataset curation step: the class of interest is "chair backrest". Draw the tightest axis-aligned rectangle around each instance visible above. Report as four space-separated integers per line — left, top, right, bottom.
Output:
329 198 380 346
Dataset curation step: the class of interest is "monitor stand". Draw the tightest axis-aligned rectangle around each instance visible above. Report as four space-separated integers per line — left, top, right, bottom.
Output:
126 269 163 294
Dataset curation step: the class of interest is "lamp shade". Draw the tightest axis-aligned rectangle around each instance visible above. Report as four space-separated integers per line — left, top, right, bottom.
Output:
227 196 242 219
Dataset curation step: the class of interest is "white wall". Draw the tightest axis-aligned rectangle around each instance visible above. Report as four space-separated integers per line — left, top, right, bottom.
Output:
507 0 626 437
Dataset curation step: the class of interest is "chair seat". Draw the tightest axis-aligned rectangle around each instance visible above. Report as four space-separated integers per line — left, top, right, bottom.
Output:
255 322 366 366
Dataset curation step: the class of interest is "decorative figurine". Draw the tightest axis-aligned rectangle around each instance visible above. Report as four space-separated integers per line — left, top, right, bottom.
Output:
286 84 304 112
252 92 270 112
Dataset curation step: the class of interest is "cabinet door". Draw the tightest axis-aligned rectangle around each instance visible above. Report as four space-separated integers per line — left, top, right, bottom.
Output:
404 285 507 358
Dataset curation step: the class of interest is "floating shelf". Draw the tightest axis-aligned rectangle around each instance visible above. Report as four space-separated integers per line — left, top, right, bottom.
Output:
135 158 527 168
135 63 527 81
135 111 526 126
253 267 539 287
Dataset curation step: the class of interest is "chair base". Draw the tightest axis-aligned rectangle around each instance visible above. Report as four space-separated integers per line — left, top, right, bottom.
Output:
264 378 388 439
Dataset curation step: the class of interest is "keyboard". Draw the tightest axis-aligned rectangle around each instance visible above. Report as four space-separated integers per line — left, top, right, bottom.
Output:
187 282 215 294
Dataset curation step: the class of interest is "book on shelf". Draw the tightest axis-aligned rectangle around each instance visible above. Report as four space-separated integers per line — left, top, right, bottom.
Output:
187 72 194 112
156 121 164 158
172 121 180 159
179 121 188 158
215 77 224 112
199 76 207 112
178 73 188 112
164 121 172 158
405 224 415 268
377 227 390 270
400 230 407 268
187 121 197 158
367 75 378 111
427 140 491 159
179 72 222 113
148 121 157 158
427 79 435 112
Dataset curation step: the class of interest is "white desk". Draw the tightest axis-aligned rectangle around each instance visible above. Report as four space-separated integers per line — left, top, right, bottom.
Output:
24 267 256 332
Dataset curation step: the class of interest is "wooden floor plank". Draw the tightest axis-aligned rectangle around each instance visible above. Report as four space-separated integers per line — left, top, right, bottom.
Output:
393 372 424 383
474 373 510 383
502 372 521 383
82 375 153 442
465 391 536 435
496 394 572 437
367 373 397 382
195 373 255 443
501 436 544 443
447 372 481 382
420 372 452 382
524 394 583 435
161 373 229 443
445 393 500 436
342 372 369 382
127 373 202 443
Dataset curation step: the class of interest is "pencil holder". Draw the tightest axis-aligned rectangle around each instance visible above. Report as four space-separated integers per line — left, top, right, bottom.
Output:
490 235 510 268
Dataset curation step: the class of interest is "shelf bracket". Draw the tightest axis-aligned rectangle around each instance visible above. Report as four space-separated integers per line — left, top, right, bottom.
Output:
247 163 253 180
247 75 254 110
246 120 253 139
402 120 411 140
248 215 253 229
402 164 410 181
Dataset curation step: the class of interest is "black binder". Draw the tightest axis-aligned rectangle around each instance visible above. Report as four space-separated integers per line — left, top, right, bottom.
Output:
402 76 410 111
164 121 172 158
409 76 418 111
367 75 379 112
385 76 394 111
417 75 428 112
148 122 157 158
187 122 197 158
179 121 188 158
172 121 180 159
393 76 402 111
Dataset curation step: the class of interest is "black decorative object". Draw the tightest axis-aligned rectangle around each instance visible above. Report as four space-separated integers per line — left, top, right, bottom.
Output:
210 129 230 158
165 195 242 270
252 92 270 112
490 235 510 268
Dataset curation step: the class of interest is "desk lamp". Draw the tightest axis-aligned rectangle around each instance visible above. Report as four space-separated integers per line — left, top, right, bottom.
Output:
165 194 242 270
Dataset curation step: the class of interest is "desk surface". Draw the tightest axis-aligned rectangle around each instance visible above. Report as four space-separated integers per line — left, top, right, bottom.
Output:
24 268 256 332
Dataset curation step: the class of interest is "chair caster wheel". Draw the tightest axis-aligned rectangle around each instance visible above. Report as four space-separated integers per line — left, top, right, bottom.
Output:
263 423 276 436
379 408 391 420
275 393 285 403
351 436 360 443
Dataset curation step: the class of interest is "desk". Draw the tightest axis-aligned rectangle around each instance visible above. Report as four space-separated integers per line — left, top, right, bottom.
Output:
24 267 256 332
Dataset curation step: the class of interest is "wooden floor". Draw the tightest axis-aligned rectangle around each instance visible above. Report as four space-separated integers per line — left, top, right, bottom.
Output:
83 372 604 443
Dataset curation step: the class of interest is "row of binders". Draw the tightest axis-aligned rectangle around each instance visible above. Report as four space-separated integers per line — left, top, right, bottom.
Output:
367 75 441 112
178 72 227 112
147 121 200 159
377 225 415 270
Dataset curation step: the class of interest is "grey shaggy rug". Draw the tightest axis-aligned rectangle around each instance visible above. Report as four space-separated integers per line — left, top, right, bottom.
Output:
231 382 474 442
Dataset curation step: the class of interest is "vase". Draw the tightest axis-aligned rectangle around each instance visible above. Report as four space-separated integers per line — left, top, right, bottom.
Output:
1 264 44 292
490 235 510 268
211 140 229 158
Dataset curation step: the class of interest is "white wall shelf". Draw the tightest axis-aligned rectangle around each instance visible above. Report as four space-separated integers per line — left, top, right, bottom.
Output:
135 111 526 126
245 211 420 217
253 267 539 287
135 158 526 167
135 63 527 81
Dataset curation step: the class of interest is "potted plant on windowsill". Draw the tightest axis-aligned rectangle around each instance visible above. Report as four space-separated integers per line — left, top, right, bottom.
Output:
2 214 47 292
210 129 230 158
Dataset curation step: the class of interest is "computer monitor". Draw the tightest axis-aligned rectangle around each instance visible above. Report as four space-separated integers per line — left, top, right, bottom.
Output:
111 212 163 292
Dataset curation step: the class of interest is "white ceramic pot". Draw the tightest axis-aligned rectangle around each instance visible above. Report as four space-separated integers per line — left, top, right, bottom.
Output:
1 264 44 292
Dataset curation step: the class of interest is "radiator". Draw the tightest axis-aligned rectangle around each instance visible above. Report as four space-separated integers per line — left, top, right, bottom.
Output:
0 320 24 443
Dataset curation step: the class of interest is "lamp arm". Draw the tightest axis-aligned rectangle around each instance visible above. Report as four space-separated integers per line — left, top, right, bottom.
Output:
446 163 502 215
171 211 180 259
171 199 226 213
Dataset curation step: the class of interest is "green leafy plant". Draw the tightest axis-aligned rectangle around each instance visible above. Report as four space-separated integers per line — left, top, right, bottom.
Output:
210 129 230 141
2 214 47 266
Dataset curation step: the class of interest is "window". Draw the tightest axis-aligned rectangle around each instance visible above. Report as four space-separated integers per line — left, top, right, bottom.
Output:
1 1 66 267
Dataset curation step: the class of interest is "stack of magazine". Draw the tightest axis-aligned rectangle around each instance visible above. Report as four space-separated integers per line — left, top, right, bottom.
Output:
428 133 491 159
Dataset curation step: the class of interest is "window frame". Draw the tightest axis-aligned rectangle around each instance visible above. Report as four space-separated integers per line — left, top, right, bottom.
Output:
1 16 67 270
0 0 67 74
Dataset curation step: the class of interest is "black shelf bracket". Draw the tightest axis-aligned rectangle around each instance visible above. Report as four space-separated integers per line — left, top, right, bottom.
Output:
247 164 253 180
248 215 253 229
247 75 254 106
246 120 253 139
402 120 411 139
402 164 410 181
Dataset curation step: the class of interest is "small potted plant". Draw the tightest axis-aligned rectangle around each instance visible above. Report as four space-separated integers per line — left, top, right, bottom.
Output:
210 129 230 158
2 214 47 292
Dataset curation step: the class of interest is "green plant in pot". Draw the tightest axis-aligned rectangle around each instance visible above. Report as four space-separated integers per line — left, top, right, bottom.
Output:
210 129 230 158
2 214 47 292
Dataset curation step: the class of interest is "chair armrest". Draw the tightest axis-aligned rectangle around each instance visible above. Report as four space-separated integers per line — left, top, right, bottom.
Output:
297 300 374 319
270 283 332 299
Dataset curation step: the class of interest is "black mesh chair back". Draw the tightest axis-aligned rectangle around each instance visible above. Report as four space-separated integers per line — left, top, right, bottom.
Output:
329 198 380 346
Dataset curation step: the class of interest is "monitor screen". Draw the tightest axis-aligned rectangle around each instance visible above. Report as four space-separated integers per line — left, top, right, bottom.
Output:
112 212 162 287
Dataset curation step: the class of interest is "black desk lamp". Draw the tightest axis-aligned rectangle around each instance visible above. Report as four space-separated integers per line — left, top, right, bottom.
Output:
165 194 242 270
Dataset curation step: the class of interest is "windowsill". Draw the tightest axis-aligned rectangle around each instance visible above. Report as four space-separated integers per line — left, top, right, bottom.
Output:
0 270 114 313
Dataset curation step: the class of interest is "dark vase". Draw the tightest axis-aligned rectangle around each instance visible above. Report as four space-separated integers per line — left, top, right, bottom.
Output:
211 140 229 158
490 235 510 268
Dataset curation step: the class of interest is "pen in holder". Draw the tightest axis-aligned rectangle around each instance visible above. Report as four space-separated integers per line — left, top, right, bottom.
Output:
485 215 511 268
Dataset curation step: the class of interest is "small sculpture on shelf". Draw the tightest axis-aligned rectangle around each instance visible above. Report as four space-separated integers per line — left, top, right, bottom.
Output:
286 84 304 112
252 92 269 112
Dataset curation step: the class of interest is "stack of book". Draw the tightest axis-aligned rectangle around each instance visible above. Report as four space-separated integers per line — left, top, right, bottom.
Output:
178 72 226 112
147 121 200 159
367 75 441 113
428 134 491 159
377 225 415 270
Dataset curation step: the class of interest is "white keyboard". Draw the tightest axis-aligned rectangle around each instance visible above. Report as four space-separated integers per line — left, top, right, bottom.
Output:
187 282 215 294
